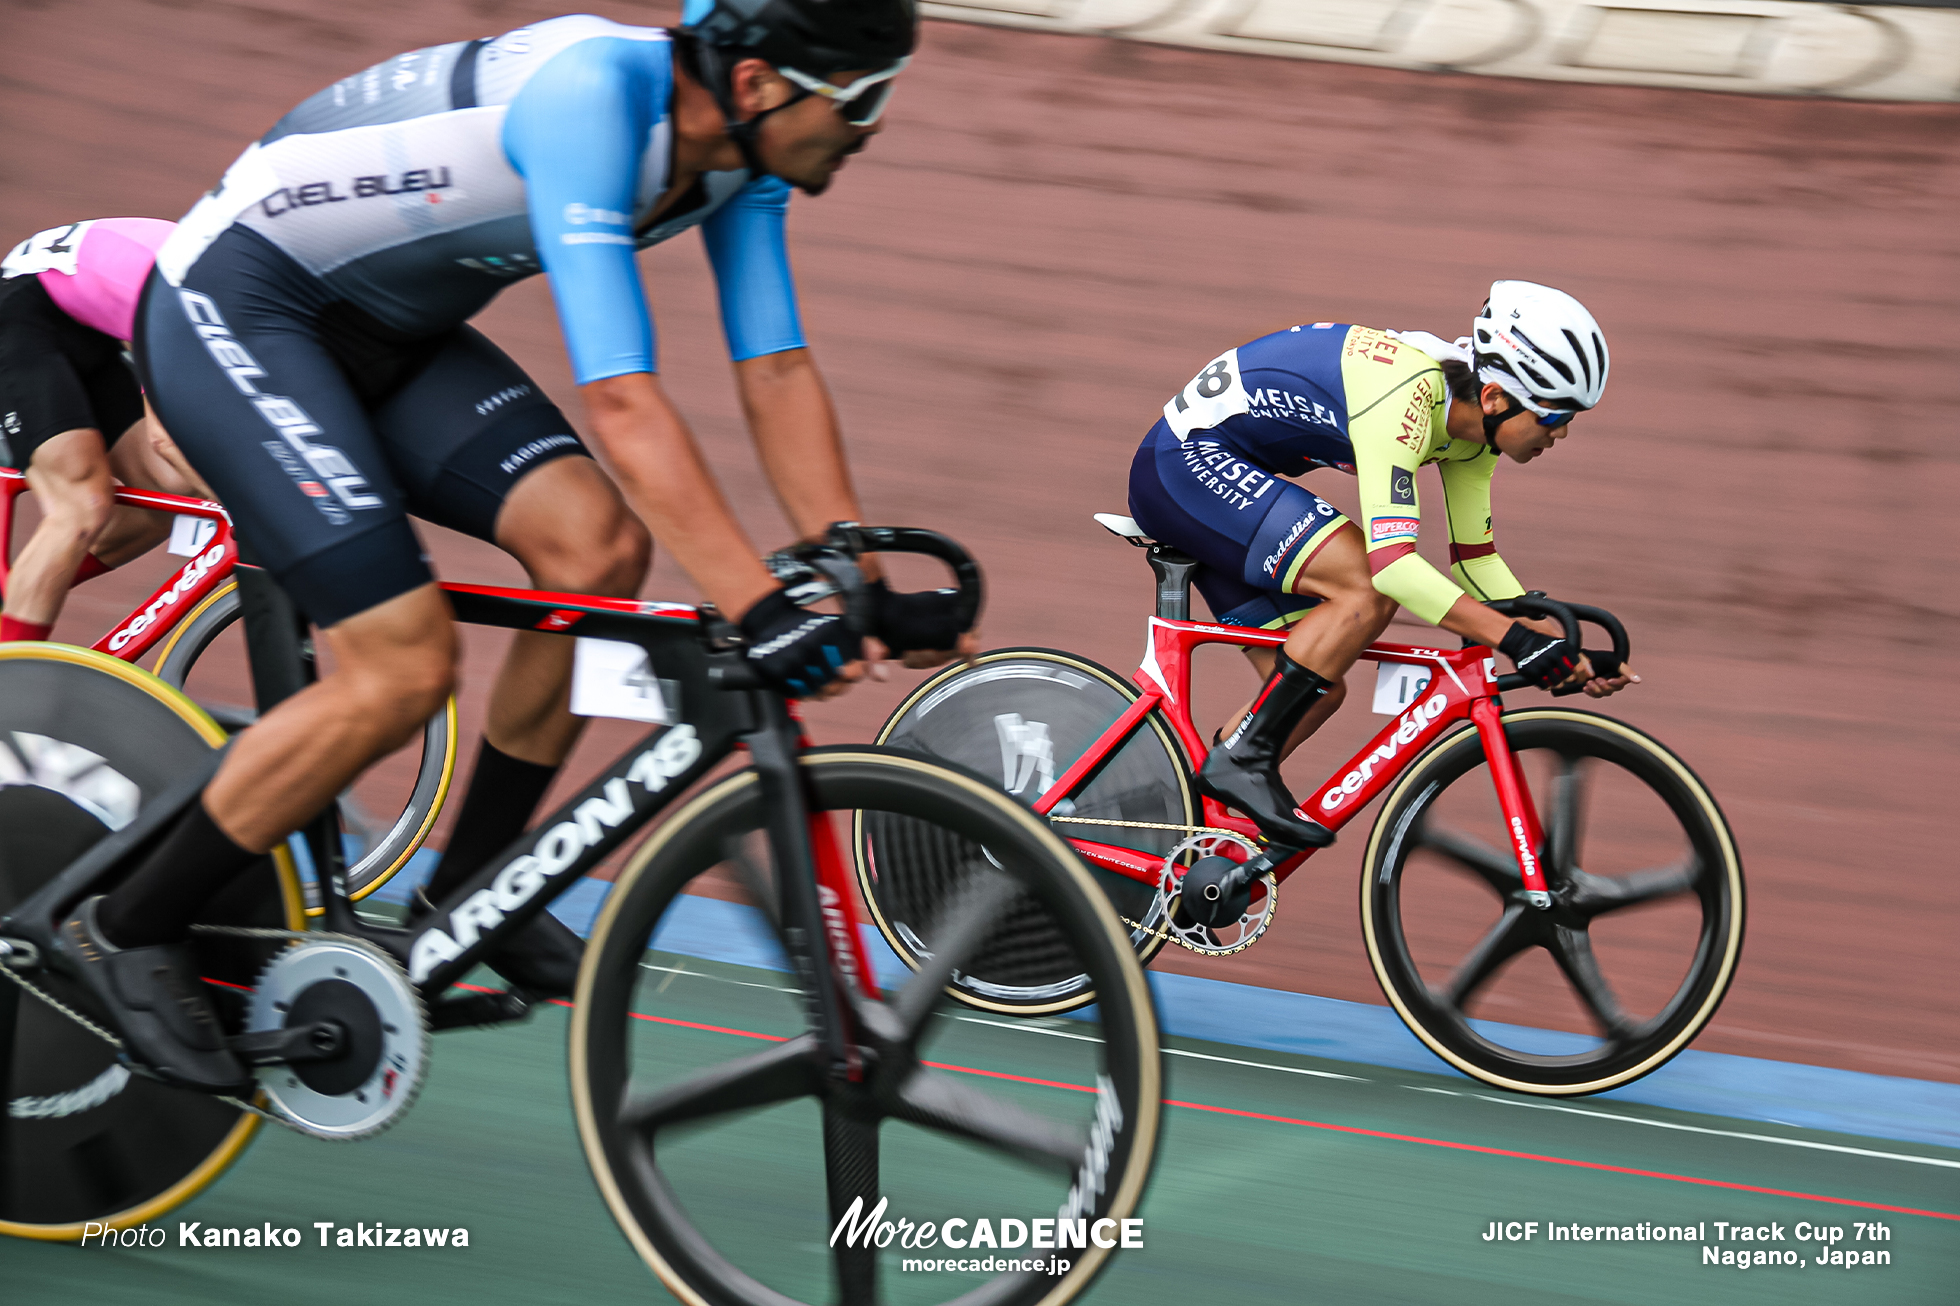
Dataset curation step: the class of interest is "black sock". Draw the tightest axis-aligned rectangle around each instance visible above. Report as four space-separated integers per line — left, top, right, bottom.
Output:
423 738 560 903
1220 653 1335 761
96 800 262 949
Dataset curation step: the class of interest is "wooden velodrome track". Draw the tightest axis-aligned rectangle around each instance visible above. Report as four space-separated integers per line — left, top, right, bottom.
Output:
5 0 1955 1086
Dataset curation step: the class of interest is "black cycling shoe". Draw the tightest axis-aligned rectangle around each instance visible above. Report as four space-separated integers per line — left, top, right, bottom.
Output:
413 890 584 999
1197 651 1338 850
1196 752 1336 850
53 895 252 1094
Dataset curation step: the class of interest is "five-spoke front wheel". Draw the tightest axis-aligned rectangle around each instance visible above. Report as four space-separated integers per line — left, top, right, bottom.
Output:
1360 709 1745 1095
570 748 1161 1306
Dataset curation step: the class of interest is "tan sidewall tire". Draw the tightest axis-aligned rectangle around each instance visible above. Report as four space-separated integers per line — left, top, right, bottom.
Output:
0 643 304 1240
568 750 1161 1306
1358 707 1744 1096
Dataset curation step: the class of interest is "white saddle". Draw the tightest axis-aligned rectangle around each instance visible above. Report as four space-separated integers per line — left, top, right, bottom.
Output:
1093 513 1155 547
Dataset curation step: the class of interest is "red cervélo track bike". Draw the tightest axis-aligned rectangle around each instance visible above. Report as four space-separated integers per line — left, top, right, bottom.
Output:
861 513 1744 1096
0 467 454 905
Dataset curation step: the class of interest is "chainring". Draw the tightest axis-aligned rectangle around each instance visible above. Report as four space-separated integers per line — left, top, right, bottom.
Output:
245 936 429 1141
1159 831 1277 956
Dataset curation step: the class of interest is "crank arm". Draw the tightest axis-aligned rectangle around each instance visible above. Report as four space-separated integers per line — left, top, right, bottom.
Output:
230 1020 346 1066
429 988 532 1031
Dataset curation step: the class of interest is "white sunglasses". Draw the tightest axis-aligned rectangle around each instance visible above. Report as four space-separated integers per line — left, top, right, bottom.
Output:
776 59 909 126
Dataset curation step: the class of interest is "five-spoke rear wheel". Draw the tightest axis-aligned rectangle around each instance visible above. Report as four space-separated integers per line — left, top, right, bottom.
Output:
1361 709 1744 1095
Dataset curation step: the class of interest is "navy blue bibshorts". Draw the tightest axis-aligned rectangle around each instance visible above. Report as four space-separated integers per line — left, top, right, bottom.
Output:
1127 418 1351 628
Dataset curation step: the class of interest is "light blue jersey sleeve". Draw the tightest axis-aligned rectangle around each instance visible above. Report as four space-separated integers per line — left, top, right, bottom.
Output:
701 177 807 361
503 37 666 383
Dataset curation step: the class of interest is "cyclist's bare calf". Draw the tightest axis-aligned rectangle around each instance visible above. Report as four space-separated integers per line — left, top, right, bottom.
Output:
4 411 217 633
205 583 459 852
4 426 116 629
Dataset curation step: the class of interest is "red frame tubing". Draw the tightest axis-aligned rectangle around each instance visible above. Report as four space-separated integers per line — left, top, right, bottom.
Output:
1024 614 1550 891
0 468 25 591
808 810 882 1005
0 472 239 663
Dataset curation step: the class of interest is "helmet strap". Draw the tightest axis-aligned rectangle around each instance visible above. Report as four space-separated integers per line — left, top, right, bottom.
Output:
1483 397 1523 443
674 30 801 181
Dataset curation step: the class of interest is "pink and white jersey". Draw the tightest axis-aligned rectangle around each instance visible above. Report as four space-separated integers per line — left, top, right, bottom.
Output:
1 218 176 342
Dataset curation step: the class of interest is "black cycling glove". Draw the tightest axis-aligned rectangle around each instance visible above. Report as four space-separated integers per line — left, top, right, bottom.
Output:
1498 621 1579 690
870 579 967 655
739 588 862 697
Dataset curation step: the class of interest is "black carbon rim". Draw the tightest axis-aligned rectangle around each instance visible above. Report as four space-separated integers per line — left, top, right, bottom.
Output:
1364 710 1744 1094
572 751 1160 1306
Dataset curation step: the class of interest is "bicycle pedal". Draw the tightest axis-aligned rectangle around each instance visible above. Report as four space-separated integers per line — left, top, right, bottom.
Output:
429 988 532 1031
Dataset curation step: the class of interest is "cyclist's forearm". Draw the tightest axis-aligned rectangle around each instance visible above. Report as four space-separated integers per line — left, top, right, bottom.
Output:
733 349 865 534
1438 593 1522 648
582 372 776 618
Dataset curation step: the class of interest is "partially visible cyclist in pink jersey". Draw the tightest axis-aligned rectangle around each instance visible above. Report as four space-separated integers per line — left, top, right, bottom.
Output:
0 217 211 642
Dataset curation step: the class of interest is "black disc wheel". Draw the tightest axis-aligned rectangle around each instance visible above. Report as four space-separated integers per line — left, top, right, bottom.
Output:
867 649 1195 1013
571 748 1161 1306
1361 707 1745 1095
0 644 304 1239
153 579 455 908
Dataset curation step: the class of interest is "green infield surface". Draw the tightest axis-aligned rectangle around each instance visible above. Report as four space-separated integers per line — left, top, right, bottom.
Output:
5 951 1955 1305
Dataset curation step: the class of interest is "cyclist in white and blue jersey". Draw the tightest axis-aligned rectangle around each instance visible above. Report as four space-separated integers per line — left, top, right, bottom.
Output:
60 0 973 1092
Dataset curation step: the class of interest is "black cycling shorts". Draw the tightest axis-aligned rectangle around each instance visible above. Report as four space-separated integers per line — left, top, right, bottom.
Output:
0 273 144 469
136 225 591 628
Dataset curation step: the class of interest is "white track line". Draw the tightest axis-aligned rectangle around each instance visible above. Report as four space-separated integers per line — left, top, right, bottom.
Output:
645 961 1954 1169
952 1015 1366 1080
1466 1090 1960 1170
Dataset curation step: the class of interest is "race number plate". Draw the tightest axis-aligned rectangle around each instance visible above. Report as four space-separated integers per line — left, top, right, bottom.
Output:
1372 661 1432 715
167 515 219 557
570 638 673 724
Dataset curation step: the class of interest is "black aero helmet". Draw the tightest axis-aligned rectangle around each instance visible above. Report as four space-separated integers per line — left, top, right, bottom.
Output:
676 0 918 177
684 0 918 77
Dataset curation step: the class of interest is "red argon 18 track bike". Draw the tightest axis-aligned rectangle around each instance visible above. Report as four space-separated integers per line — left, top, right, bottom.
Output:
0 467 454 905
863 514 1744 1097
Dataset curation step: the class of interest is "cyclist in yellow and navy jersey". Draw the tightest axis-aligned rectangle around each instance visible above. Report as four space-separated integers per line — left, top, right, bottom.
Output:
1129 280 1638 849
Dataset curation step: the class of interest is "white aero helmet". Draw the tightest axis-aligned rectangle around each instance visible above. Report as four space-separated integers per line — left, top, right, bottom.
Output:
1471 280 1609 413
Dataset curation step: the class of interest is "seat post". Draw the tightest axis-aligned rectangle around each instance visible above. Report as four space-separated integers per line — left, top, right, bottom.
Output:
1145 546 1199 621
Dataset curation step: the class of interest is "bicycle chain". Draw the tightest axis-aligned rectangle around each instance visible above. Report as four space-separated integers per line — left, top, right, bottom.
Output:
1048 815 1241 838
0 925 382 1137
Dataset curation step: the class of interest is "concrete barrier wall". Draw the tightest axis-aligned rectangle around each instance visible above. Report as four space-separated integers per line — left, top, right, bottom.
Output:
920 0 1960 99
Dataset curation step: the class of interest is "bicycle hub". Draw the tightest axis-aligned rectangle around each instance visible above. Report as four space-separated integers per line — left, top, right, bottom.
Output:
1178 856 1254 929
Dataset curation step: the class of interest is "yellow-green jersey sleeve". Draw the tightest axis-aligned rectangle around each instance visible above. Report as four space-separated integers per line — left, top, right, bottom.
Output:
1342 328 1461 625
1437 447 1525 603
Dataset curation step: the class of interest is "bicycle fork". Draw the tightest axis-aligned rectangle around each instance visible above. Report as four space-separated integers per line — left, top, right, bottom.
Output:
1468 697 1554 907
745 697 885 1302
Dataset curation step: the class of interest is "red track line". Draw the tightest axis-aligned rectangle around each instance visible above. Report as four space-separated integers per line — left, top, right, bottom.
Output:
626 1010 785 1042
1162 1099 1960 1223
573 994 1958 1223
922 1060 1100 1095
